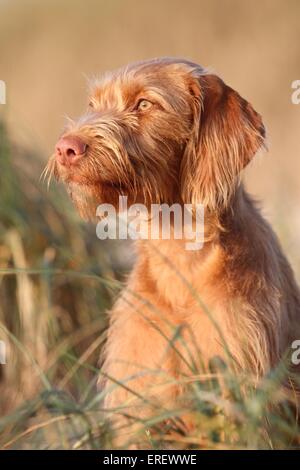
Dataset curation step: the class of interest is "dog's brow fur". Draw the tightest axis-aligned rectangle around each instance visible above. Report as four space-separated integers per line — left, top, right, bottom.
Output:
47 57 300 446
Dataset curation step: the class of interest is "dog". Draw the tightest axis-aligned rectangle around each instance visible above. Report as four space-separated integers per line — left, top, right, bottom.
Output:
46 57 300 445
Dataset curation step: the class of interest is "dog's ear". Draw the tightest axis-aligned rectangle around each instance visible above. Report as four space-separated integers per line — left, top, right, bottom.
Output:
180 73 266 211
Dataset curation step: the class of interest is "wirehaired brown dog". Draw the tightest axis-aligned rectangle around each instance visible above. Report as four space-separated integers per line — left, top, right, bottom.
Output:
46 57 300 444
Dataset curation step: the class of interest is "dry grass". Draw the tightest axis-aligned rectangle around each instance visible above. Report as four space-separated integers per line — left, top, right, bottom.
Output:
0 121 116 422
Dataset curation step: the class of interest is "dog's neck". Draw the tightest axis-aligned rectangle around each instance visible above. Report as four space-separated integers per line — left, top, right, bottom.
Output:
134 184 251 307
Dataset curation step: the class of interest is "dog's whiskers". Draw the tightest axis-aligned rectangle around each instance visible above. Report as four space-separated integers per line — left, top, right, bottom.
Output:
40 156 55 190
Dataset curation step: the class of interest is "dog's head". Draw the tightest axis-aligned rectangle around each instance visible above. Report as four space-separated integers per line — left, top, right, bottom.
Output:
46 58 266 218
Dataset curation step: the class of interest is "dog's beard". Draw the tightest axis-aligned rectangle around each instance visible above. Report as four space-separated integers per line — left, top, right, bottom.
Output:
66 182 100 219
66 181 129 220
44 130 180 219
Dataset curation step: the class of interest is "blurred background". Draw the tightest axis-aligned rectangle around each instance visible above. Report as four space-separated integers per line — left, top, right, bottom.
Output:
0 0 299 448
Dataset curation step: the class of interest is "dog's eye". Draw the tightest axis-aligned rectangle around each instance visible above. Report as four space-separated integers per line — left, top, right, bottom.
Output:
136 99 153 111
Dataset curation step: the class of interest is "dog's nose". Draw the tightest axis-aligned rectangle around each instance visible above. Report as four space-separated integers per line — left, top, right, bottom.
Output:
55 135 87 165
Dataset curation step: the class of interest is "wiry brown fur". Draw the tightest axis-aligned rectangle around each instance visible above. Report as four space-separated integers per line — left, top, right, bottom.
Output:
46 57 300 445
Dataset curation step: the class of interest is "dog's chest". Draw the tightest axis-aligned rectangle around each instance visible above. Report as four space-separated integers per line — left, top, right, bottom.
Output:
145 243 228 360
148 242 224 308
